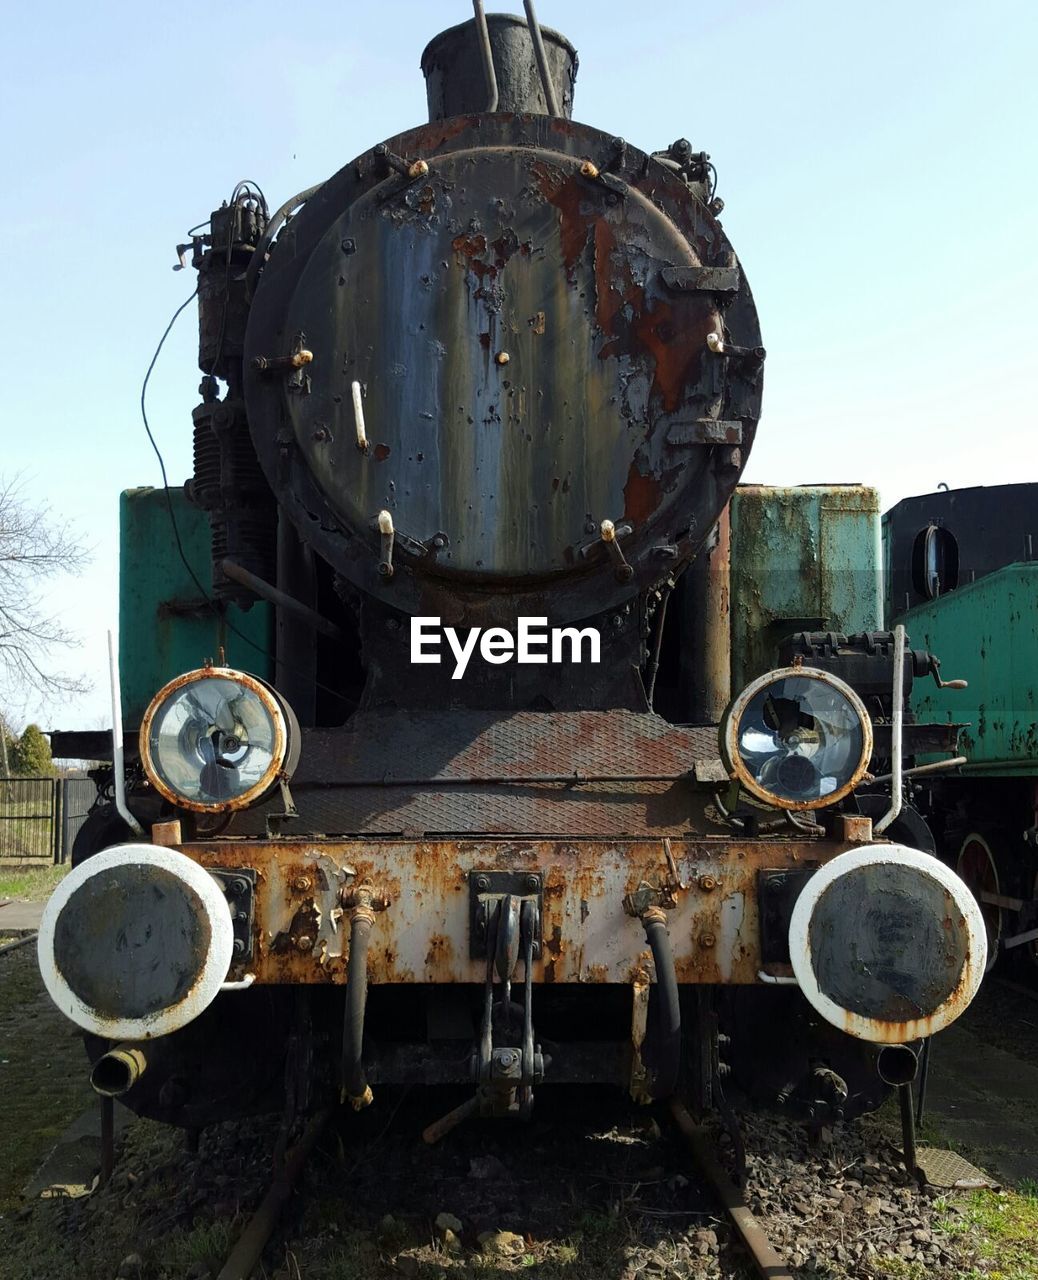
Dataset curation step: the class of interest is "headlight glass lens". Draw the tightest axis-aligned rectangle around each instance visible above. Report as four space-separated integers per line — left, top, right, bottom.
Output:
142 669 290 811
723 669 871 808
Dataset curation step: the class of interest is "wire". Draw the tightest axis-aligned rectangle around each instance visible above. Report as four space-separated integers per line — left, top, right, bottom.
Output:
140 290 353 708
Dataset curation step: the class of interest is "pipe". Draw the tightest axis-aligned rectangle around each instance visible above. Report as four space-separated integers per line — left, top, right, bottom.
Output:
107 631 144 837
219 560 344 642
876 1043 918 1087
471 1 499 112
91 1045 147 1098
875 623 906 835
869 755 967 786
898 1083 918 1176
341 894 375 1110
640 907 681 1099
244 181 324 301
523 0 560 115
670 1100 794 1280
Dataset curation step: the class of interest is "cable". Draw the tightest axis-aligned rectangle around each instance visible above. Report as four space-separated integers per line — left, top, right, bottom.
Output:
140 290 353 708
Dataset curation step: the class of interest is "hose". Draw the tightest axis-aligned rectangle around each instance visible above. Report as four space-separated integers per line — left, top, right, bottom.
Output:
341 900 375 1110
641 907 681 1098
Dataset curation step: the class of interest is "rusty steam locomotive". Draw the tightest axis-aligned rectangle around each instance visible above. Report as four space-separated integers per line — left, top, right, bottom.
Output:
41 6 986 1154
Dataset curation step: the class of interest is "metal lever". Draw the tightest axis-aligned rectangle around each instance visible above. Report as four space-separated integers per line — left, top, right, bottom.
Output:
377 510 395 580
929 656 968 690
599 519 635 582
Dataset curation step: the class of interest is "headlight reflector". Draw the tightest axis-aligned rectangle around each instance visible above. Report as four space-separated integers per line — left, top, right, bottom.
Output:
720 666 872 809
140 667 299 812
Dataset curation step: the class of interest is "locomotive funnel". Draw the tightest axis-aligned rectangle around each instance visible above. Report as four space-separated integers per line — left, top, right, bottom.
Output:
421 12 578 119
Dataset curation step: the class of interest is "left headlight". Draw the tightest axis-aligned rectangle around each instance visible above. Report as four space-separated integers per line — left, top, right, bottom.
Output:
140 667 299 813
720 666 872 810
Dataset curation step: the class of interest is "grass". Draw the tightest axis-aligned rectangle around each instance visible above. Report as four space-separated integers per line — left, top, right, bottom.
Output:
0 861 67 901
937 1185 1038 1280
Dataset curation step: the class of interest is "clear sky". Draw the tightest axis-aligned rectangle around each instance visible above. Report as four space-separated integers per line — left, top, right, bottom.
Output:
2 0 1035 730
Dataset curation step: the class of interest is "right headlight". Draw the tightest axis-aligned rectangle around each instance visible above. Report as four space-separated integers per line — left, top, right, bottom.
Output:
719 666 872 810
140 666 299 813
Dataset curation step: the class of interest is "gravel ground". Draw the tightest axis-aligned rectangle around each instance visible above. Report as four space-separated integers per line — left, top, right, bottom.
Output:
0 1087 990 1280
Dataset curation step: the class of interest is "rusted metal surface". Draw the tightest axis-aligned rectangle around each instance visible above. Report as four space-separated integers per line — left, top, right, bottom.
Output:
729 485 882 694
244 113 762 633
182 836 860 988
236 709 723 838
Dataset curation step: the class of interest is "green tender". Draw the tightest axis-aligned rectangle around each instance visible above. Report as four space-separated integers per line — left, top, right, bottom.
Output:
119 488 273 729
898 562 1038 774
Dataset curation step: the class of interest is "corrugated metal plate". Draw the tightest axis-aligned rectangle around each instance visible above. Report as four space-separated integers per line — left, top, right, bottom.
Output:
240 710 721 836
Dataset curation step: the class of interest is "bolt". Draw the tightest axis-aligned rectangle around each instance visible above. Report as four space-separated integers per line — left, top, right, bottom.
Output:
580 160 599 179
496 351 510 365
698 875 717 893
699 933 716 949
340 237 356 254
386 617 401 631
524 874 539 892
312 426 331 443
408 159 430 179
232 938 246 956
499 1049 519 1066
475 874 490 892
295 935 314 952
229 878 249 898
292 876 312 893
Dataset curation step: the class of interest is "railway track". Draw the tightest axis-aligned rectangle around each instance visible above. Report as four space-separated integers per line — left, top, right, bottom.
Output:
212 1099 793 1280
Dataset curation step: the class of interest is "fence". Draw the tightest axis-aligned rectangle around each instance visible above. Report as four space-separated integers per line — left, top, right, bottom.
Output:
0 776 98 864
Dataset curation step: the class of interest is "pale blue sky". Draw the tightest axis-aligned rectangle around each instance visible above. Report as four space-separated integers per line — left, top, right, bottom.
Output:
2 0 1035 729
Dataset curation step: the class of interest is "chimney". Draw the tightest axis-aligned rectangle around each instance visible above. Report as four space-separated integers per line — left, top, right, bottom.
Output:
420 12 578 121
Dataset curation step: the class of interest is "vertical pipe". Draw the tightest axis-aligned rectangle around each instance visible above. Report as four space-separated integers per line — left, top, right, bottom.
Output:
471 1 499 112
107 631 144 837
915 1037 932 1126
898 1082 917 1175
683 510 732 724
523 0 561 115
875 623 905 834
275 522 317 727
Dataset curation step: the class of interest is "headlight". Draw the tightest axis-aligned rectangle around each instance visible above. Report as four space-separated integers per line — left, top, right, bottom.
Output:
140 667 299 813
720 666 872 810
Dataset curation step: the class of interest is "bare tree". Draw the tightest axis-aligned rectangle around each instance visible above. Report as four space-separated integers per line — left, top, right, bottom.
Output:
0 475 90 706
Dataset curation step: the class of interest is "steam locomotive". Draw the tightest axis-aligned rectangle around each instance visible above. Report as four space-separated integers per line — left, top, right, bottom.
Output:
41 7 986 1151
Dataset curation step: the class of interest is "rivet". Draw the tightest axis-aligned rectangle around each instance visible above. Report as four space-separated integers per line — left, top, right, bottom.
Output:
292 876 312 893
699 933 716 949
580 161 599 179
296 935 314 952
496 351 510 365
524 874 539 892
408 159 430 179
475 874 490 891
698 875 717 893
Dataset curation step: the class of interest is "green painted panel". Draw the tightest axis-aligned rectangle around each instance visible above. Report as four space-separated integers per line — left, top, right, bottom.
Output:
895 564 1038 773
119 488 274 728
730 485 882 690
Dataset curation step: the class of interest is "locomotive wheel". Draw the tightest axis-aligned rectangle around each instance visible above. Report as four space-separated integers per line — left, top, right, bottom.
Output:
956 832 1002 972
